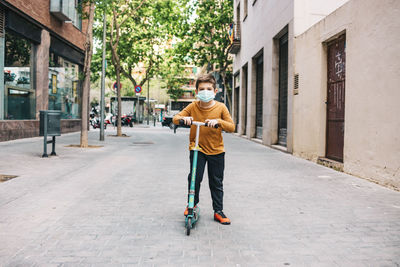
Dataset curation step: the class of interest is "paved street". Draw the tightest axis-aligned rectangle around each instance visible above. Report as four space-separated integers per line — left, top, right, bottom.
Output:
0 125 399 266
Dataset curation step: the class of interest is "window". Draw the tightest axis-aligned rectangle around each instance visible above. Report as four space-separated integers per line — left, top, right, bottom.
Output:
73 0 82 30
3 31 35 120
236 3 240 24
244 0 248 21
49 52 81 119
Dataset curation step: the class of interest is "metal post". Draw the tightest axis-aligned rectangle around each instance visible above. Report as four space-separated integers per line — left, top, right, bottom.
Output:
51 136 56 156
147 78 149 125
42 112 48 158
137 94 139 123
100 9 106 141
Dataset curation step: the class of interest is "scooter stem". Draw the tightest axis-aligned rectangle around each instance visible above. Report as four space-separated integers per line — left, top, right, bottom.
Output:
188 122 205 210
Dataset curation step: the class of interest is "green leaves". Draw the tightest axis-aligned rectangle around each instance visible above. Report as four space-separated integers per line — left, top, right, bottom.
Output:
90 0 233 103
92 0 187 92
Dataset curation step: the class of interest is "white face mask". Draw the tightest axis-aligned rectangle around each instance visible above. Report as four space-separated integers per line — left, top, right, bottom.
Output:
197 90 215 102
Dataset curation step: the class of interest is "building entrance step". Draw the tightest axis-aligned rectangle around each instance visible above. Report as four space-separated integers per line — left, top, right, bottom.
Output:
317 157 344 172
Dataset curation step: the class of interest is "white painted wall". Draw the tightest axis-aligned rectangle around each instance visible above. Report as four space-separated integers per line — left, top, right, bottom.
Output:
233 0 294 148
294 0 400 188
232 0 351 151
294 0 350 36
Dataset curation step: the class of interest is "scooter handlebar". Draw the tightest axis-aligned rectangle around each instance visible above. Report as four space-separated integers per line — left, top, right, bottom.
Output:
205 121 219 129
179 119 219 129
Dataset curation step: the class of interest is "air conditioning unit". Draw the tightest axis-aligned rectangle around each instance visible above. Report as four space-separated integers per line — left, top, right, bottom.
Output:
50 0 75 22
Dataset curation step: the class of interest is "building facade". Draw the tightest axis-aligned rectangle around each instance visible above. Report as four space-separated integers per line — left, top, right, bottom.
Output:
293 0 400 188
231 0 400 188
0 0 86 141
230 0 349 152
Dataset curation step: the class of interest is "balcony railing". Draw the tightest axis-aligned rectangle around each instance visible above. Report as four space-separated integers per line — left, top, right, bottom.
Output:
228 22 241 54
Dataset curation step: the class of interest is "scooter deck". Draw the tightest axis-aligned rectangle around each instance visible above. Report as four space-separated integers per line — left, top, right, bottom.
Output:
185 207 200 227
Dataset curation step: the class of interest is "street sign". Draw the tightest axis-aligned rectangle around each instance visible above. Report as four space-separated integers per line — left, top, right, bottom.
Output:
135 85 142 93
113 82 122 91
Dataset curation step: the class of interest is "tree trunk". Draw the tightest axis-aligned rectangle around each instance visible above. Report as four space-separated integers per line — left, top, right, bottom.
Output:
80 2 95 148
116 65 122 136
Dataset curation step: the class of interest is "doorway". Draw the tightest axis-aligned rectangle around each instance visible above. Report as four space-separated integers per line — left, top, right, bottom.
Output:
233 73 240 131
242 65 248 135
255 55 263 139
326 35 346 162
278 33 288 146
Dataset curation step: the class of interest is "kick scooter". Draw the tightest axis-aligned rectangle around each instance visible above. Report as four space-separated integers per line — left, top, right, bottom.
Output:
180 119 218 235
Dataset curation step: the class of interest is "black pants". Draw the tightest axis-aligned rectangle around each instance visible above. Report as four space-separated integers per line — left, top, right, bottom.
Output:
188 151 225 211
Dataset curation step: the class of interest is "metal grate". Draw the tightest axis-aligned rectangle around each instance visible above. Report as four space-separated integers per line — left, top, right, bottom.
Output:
255 55 263 129
278 33 288 146
0 6 5 38
294 74 299 89
132 141 154 146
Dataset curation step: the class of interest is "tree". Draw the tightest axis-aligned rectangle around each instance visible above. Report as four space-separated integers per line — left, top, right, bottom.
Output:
178 0 234 109
108 0 146 136
157 0 194 101
80 1 96 147
92 0 187 135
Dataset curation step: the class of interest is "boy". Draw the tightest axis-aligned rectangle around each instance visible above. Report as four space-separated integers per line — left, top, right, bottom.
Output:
173 73 235 225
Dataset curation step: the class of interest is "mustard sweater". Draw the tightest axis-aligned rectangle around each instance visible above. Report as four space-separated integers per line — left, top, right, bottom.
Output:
173 101 235 155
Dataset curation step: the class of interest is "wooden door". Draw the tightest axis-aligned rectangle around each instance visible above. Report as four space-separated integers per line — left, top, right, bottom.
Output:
326 35 346 162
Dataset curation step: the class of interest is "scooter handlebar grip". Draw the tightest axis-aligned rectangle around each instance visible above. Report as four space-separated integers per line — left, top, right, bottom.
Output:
205 122 219 129
179 119 191 126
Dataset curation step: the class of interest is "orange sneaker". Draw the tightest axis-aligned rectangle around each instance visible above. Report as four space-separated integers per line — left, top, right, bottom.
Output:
184 206 197 216
214 211 231 225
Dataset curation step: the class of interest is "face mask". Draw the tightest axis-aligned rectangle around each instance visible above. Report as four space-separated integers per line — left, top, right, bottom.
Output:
197 90 215 103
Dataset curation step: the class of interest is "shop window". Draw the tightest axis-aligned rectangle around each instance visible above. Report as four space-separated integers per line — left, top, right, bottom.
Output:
4 31 35 120
49 52 81 119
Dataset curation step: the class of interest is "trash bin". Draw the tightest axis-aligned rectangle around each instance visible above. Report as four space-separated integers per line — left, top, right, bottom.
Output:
39 110 61 157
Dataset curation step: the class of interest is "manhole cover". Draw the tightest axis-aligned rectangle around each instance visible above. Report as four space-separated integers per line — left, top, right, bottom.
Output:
132 141 154 146
107 134 130 137
0 174 18 183
65 145 103 148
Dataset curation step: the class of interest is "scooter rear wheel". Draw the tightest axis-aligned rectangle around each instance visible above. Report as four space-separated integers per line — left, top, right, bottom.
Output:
186 218 191 236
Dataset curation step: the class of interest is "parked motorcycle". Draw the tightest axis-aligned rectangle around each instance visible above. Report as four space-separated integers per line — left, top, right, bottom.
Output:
90 116 107 129
112 114 133 127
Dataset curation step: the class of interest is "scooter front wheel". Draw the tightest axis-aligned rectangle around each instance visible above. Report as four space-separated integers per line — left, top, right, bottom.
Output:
186 218 191 236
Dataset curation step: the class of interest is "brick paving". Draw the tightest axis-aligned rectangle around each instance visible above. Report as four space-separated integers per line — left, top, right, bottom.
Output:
0 125 399 266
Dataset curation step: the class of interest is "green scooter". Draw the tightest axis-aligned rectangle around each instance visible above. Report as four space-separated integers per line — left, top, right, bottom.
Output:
180 119 218 235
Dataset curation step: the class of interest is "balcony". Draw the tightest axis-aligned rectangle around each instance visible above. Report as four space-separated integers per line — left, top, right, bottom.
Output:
50 0 75 22
228 22 241 54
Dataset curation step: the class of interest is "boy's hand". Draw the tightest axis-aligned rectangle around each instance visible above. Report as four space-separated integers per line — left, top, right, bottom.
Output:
182 116 193 125
205 119 218 128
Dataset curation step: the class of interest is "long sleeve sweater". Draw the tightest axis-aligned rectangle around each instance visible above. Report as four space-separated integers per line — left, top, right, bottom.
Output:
173 101 235 155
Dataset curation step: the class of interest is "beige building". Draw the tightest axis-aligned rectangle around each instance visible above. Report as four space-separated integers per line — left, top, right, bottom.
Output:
230 0 349 152
293 0 400 188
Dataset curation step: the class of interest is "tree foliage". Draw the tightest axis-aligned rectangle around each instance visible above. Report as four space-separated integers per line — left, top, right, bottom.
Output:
92 0 190 88
175 0 234 107
92 0 190 133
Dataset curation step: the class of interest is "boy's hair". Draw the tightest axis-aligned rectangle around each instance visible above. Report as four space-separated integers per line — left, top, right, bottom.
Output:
195 73 216 90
